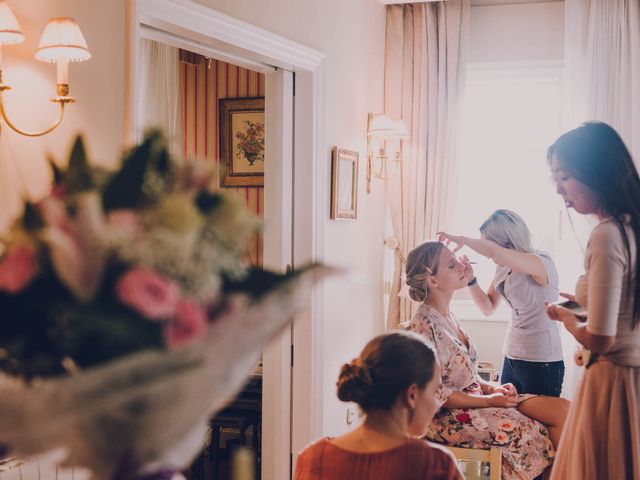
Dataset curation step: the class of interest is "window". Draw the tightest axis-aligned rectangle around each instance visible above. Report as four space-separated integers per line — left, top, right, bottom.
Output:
451 62 571 311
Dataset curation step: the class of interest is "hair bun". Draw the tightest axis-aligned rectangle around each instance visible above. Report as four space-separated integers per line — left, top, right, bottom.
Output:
408 285 427 302
336 359 373 409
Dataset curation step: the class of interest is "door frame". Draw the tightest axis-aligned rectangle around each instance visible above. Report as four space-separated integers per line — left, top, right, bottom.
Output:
125 1 326 478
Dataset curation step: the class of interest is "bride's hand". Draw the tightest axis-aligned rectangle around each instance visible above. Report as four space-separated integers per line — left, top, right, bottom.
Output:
492 383 518 397
486 393 520 408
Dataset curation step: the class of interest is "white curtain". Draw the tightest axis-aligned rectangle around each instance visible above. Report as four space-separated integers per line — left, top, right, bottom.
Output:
561 0 640 399
564 0 640 161
139 39 181 146
384 0 470 329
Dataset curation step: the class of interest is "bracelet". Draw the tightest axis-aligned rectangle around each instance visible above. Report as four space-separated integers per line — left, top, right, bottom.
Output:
467 277 478 287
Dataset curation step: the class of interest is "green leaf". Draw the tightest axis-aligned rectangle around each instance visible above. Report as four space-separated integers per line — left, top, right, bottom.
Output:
102 129 174 211
47 156 62 186
22 203 44 231
61 135 95 194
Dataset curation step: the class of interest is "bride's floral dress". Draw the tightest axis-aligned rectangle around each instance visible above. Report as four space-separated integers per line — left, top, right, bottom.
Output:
409 304 554 480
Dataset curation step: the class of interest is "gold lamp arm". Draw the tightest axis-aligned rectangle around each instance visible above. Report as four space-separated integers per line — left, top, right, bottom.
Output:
0 85 72 137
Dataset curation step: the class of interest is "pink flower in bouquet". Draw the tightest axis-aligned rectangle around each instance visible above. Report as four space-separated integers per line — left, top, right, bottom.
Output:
41 192 108 302
108 210 142 237
116 268 180 320
37 195 69 231
0 245 38 294
164 299 207 348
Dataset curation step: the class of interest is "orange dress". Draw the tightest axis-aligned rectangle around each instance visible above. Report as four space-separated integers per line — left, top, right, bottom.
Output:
294 437 463 480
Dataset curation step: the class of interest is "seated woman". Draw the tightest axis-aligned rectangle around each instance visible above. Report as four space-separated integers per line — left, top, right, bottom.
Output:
405 241 570 480
294 331 463 480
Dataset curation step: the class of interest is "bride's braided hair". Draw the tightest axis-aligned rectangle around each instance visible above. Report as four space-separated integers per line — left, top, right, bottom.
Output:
405 242 444 302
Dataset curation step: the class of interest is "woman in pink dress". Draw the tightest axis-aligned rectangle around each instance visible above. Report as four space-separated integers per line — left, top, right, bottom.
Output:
294 331 463 480
405 241 570 480
547 122 640 479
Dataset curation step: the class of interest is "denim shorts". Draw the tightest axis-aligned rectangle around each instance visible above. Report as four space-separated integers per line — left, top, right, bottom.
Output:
500 357 565 397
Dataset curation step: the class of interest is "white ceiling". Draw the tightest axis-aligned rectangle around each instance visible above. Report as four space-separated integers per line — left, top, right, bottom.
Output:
377 0 439 4
471 0 562 6
377 0 562 5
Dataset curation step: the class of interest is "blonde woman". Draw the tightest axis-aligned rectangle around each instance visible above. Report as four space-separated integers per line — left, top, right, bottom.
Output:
438 210 564 397
406 241 569 480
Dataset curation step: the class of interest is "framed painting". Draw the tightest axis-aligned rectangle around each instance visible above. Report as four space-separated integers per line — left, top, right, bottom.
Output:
330 147 358 219
219 97 265 187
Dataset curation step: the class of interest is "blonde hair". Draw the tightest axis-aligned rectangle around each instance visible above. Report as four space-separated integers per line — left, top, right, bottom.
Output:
405 242 444 302
480 210 534 253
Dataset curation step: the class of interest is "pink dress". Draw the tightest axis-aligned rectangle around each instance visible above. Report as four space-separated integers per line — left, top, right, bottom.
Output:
409 304 554 480
550 219 640 479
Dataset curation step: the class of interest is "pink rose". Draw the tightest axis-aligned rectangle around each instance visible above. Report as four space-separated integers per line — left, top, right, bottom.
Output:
494 432 509 444
37 195 69 230
0 245 38 294
116 268 179 320
164 299 207 349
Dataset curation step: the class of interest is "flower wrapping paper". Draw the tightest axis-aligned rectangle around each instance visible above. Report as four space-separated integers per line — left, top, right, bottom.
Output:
0 130 336 479
0 264 331 479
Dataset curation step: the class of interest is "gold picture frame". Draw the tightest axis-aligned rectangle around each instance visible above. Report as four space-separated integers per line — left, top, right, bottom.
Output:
330 147 358 219
219 97 265 187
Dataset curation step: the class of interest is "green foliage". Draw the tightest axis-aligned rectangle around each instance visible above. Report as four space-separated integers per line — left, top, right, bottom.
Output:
61 136 95 194
102 130 175 211
0 265 165 379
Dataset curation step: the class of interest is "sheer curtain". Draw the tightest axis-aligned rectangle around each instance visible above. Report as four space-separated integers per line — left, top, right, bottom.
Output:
138 39 181 146
562 0 640 399
384 1 470 329
564 0 640 160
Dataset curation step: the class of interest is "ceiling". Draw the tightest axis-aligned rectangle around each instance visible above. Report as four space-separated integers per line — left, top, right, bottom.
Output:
377 0 562 5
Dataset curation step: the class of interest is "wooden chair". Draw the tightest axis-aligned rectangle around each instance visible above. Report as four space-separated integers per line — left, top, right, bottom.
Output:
445 446 502 480
477 361 496 382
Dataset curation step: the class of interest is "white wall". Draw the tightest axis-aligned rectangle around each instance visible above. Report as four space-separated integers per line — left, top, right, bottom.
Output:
460 1 564 365
469 1 564 63
190 0 388 438
0 0 125 232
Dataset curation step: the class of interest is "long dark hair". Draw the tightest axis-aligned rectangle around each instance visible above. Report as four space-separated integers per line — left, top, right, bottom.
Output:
336 331 436 412
548 122 640 327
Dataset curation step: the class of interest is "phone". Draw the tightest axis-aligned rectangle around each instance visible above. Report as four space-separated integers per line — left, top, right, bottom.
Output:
551 299 587 321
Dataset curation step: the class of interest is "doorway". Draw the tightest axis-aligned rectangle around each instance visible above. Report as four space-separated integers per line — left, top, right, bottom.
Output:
127 1 326 478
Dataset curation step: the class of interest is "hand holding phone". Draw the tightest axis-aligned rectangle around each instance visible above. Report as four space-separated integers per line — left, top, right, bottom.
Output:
550 299 587 321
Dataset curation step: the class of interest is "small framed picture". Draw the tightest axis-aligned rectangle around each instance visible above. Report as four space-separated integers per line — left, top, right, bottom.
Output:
330 147 358 219
219 97 265 187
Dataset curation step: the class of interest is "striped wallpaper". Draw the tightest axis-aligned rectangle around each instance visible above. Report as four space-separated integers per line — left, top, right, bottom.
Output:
180 52 265 266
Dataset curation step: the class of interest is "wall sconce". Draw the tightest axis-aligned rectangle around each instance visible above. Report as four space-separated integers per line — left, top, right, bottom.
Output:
0 1 90 137
366 113 408 193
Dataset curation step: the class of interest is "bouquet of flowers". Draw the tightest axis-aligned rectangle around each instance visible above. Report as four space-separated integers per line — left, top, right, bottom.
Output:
235 121 264 166
0 131 329 479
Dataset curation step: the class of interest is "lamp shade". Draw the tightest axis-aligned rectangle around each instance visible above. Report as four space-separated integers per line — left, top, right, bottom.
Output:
35 17 91 63
0 1 24 45
392 119 409 140
367 114 396 138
